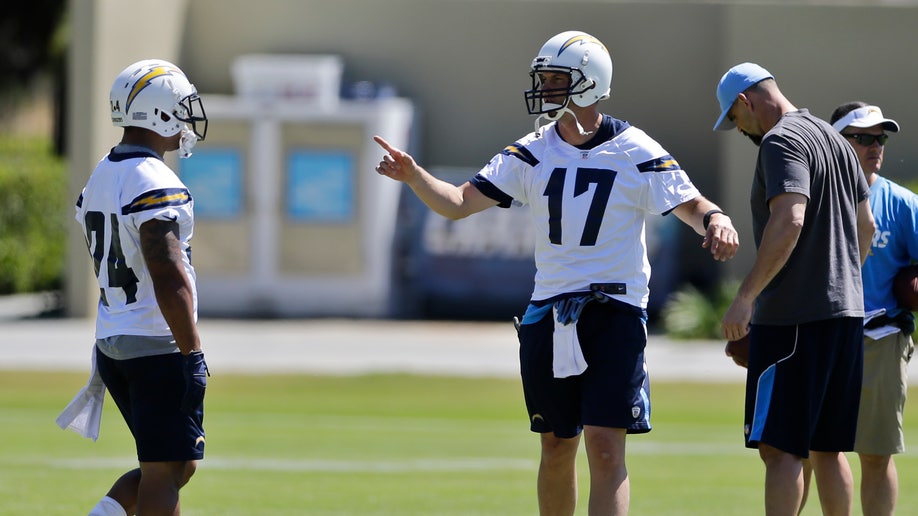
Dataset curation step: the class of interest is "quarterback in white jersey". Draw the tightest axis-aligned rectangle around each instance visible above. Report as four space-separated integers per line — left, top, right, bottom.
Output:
68 59 209 516
473 116 700 308
374 31 738 515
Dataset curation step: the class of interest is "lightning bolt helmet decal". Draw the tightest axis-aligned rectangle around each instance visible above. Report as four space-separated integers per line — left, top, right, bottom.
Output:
125 65 180 116
557 34 608 57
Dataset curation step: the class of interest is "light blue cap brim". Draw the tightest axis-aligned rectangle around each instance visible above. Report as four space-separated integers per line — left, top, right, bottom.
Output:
713 62 773 131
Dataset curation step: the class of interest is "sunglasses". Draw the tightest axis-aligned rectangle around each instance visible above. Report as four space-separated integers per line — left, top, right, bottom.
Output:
843 133 889 146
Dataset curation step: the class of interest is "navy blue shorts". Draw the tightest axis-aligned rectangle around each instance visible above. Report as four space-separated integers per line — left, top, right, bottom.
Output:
744 318 863 457
518 299 651 439
95 346 206 462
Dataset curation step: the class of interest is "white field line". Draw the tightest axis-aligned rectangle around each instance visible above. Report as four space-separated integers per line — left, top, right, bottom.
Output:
41 457 536 472
33 443 754 473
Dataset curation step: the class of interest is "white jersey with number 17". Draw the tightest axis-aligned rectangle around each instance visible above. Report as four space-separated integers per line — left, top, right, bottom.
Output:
471 116 699 308
75 147 197 339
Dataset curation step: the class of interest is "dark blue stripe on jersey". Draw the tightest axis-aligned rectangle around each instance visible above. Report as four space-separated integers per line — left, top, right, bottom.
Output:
572 115 631 150
500 144 539 167
122 188 192 215
76 193 83 208
636 155 681 173
107 147 163 163
470 174 514 208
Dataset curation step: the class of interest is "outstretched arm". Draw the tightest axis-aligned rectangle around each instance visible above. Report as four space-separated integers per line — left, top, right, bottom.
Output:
374 135 498 220
671 195 739 262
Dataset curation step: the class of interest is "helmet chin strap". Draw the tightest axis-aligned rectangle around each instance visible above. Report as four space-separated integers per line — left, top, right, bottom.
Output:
178 127 198 159
534 105 593 137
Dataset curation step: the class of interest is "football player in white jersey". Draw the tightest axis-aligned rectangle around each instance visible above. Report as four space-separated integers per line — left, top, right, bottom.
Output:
75 59 208 516
374 31 738 515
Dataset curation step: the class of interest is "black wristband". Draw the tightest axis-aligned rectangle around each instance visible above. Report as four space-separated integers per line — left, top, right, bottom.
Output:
703 209 725 230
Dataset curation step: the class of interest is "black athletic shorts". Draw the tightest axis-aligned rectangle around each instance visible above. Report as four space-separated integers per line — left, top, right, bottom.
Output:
744 317 863 457
96 346 206 462
518 298 650 439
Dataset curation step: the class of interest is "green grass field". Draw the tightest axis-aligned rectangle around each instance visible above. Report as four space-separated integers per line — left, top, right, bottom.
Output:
3 371 918 515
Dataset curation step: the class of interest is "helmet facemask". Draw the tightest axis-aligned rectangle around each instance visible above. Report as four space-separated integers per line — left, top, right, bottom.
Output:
525 66 593 115
174 93 208 141
173 93 208 159
526 66 596 135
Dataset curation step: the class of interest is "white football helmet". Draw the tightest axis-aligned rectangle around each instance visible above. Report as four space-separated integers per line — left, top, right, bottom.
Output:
109 59 208 147
525 31 613 115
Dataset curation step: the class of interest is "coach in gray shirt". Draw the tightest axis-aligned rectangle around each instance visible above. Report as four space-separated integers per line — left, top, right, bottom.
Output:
713 62 876 516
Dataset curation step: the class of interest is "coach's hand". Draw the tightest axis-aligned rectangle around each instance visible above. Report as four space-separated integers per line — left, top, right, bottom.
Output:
181 350 209 414
725 333 750 368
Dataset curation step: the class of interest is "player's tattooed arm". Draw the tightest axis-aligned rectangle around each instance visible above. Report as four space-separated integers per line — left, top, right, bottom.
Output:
140 218 201 354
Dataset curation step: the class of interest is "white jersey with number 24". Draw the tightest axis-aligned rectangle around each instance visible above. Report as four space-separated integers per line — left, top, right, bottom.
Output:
75 147 197 339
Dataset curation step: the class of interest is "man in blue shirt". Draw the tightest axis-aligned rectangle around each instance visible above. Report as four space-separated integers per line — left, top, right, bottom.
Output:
830 102 918 516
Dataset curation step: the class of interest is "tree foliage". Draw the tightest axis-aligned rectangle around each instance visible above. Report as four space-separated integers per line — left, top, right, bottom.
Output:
0 136 67 294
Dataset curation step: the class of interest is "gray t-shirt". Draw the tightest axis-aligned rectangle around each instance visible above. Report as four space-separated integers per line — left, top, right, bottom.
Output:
750 109 869 325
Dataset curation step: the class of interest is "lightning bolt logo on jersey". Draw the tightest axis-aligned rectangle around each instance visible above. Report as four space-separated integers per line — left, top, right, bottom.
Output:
471 115 699 308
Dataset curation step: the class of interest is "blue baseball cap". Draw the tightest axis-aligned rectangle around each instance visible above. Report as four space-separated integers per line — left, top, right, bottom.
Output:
713 62 774 131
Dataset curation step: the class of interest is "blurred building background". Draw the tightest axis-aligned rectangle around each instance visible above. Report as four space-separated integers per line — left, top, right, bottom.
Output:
54 0 918 321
